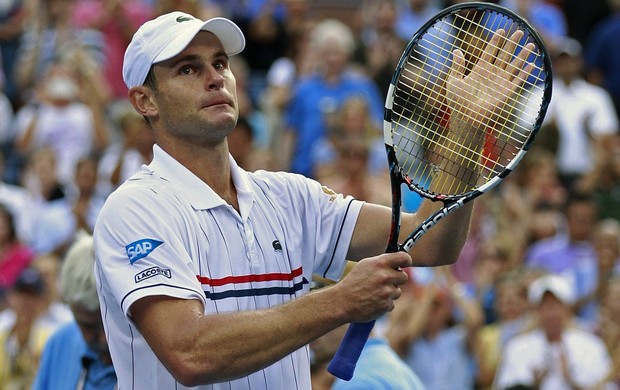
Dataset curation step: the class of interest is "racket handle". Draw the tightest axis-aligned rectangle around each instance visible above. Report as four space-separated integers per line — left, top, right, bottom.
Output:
326 320 376 381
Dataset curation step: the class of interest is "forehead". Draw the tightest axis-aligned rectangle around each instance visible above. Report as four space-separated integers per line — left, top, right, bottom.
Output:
160 31 227 65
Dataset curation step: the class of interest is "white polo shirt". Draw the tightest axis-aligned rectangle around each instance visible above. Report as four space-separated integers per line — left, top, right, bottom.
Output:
94 145 363 390
495 328 611 389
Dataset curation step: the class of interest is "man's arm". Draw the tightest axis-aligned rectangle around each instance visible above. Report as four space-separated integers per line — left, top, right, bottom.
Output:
347 200 473 267
130 251 412 387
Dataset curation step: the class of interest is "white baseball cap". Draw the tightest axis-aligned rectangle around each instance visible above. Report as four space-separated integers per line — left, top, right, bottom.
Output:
528 274 575 305
123 12 245 89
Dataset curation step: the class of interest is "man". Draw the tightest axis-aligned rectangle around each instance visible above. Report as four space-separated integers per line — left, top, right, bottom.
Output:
93 11 533 389
542 37 618 191
525 192 600 324
494 274 611 389
32 233 116 389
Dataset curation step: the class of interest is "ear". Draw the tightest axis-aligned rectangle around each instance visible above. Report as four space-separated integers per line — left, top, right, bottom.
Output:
128 86 158 119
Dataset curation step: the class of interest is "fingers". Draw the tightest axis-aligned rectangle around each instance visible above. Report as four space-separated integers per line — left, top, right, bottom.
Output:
481 29 535 80
496 30 523 71
512 43 536 84
480 28 505 66
345 253 412 318
449 48 466 82
382 251 413 271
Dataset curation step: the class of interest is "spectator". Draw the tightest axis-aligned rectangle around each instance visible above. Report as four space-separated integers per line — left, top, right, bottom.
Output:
281 18 384 178
312 96 385 182
494 274 612 390
499 0 568 45
354 0 409 96
0 150 35 242
0 268 60 389
32 232 116 390
229 54 271 154
393 0 441 42
12 0 105 103
386 267 484 389
524 192 600 325
542 37 619 191
227 115 269 172
310 322 426 390
486 149 567 267
580 134 620 222
596 275 620 386
13 63 109 187
69 156 106 235
469 242 514 325
318 136 391 207
593 219 620 303
98 106 155 192
0 0 28 108
72 0 153 104
232 0 291 103
474 271 532 390
259 18 317 165
21 148 76 256
0 78 13 145
0 204 34 295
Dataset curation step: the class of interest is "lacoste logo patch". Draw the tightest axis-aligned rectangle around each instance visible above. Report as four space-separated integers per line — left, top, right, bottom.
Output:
135 266 172 283
126 239 164 264
176 16 193 23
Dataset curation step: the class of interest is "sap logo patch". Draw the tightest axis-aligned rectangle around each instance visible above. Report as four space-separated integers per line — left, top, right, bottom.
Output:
135 266 172 283
126 239 163 264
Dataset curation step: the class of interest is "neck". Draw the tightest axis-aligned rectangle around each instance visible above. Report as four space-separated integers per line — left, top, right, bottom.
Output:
158 140 239 212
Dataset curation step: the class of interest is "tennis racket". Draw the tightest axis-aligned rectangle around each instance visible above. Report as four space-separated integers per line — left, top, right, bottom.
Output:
327 2 552 381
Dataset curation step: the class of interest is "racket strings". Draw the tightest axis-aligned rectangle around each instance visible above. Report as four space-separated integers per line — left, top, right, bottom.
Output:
391 9 548 195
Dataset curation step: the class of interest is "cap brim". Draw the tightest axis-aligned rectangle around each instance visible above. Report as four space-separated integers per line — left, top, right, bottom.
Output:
154 17 245 64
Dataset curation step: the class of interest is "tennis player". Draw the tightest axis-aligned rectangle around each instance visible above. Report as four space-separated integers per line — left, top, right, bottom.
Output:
94 11 507 389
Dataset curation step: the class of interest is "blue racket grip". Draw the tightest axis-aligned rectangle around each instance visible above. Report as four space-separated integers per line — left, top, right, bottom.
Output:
326 320 376 381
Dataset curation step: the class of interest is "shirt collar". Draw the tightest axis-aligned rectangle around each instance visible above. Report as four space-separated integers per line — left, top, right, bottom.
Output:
147 144 253 212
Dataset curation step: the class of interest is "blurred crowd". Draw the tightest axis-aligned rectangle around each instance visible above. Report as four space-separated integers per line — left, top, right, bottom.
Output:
0 0 619 389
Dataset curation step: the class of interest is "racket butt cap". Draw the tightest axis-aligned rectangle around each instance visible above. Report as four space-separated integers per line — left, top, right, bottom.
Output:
327 358 356 381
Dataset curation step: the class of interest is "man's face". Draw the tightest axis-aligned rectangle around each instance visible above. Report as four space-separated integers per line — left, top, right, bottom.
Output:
537 292 569 339
71 304 110 361
148 31 239 146
567 201 597 242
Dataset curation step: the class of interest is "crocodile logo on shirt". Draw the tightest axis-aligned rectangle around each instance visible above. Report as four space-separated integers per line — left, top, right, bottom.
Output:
126 239 164 264
176 16 193 23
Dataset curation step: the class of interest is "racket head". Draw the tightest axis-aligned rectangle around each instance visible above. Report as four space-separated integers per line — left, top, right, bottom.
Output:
384 1 552 203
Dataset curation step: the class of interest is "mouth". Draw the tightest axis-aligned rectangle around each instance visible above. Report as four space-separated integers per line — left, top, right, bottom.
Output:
205 98 233 109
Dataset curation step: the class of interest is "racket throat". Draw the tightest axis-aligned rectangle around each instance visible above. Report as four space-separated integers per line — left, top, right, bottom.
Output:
401 197 467 252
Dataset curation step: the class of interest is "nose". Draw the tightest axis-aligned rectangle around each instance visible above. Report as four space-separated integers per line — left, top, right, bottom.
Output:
205 66 225 90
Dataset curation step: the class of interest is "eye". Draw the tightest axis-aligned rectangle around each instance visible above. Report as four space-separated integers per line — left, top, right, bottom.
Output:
213 59 229 71
180 65 196 75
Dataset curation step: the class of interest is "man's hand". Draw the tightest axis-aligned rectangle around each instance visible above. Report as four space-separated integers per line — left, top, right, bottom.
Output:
331 252 413 323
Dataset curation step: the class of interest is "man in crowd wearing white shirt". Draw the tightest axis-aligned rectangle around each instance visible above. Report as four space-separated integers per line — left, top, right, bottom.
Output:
542 37 619 191
495 274 612 390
